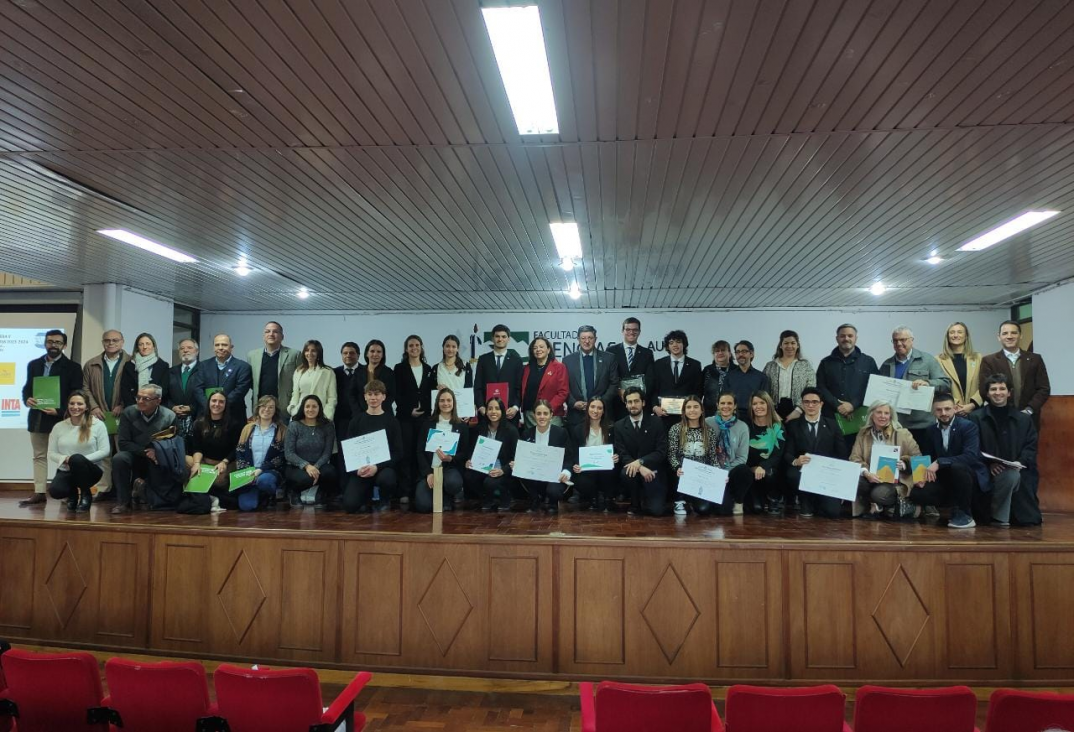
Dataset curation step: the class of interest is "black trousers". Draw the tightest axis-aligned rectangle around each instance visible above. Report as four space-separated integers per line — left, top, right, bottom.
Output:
785 465 843 518
413 467 464 513
48 455 103 500
572 469 618 503
398 419 421 499
284 464 339 500
618 469 668 516
466 471 517 508
730 464 780 513
112 450 150 506
907 461 974 515
343 466 399 513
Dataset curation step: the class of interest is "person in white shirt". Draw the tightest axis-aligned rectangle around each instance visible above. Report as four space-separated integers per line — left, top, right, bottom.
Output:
47 390 110 512
513 400 573 514
288 340 338 421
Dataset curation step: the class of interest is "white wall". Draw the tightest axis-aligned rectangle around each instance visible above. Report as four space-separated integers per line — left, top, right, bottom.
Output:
81 284 174 359
1033 279 1074 395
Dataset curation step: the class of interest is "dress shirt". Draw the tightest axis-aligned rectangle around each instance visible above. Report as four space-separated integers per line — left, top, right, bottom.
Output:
1004 349 1021 365
250 423 276 467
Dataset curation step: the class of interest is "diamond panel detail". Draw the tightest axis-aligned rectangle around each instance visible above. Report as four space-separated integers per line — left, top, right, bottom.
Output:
217 551 267 644
417 559 473 657
872 565 930 667
641 564 700 664
44 542 86 629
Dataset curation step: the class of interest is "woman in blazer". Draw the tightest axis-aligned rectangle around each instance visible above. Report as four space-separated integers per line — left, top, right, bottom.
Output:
761 330 815 421
351 339 396 415
466 397 519 512
937 321 982 415
520 337 569 427
849 399 923 519
414 387 470 513
513 399 573 514
394 335 436 500
289 340 338 421
120 332 170 407
569 396 618 511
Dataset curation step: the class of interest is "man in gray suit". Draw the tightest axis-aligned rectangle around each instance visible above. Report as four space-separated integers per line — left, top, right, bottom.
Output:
247 321 302 420
564 325 619 427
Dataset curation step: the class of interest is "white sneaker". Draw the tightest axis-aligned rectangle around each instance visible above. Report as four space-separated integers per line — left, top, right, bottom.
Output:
674 500 687 516
301 486 318 505
733 502 744 515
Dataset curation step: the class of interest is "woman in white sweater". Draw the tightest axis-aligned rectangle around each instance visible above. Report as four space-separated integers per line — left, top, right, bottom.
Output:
288 340 338 421
47 390 109 512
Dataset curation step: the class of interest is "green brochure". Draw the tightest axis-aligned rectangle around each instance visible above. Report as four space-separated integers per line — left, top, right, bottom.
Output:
228 467 257 492
32 376 61 409
836 406 868 436
204 386 224 399
102 412 119 436
186 466 218 494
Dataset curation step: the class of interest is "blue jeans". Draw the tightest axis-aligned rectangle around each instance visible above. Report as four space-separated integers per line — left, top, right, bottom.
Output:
237 470 279 512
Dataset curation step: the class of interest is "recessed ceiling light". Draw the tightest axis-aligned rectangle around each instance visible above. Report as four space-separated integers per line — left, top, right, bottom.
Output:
550 222 582 260
297 287 310 300
869 282 887 296
956 210 1060 252
558 257 575 271
233 262 252 276
482 6 559 135
97 229 196 263
567 282 582 300
924 255 944 265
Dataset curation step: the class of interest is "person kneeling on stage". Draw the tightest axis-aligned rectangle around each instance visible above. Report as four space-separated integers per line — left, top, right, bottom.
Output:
569 396 619 512
613 387 668 517
705 392 753 516
414 388 469 513
186 392 243 508
907 392 984 529
968 373 1041 527
513 400 572 514
746 391 785 515
111 384 176 515
47 390 109 512
850 400 923 519
466 397 519 512
344 379 402 514
233 396 288 512
284 395 338 508
783 387 848 519
667 396 724 516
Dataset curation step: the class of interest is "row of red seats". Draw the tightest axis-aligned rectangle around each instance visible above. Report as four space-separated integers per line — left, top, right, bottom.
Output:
581 681 1074 732
0 645 370 732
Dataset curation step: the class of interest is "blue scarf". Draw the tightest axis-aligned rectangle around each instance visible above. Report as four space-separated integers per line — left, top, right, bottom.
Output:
713 413 736 459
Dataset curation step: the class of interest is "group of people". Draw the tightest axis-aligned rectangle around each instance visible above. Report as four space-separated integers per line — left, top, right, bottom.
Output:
21 316 1049 527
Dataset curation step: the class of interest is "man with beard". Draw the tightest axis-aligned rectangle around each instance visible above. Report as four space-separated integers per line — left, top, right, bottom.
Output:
816 323 879 450
723 340 770 422
614 386 668 517
166 338 201 449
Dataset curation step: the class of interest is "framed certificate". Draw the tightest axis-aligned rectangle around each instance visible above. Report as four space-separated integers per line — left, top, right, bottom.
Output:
620 375 646 393
660 397 685 415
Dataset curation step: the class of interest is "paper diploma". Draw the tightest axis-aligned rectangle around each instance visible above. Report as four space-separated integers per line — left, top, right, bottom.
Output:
431 388 476 419
469 435 502 474
341 429 391 471
660 397 685 415
869 444 901 475
578 444 614 471
677 459 728 504
898 382 935 413
512 441 565 483
425 428 460 455
863 375 905 411
864 374 934 414
799 455 860 502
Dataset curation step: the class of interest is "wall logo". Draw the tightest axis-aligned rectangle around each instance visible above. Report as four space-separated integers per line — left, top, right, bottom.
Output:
468 325 531 363
1 398 21 418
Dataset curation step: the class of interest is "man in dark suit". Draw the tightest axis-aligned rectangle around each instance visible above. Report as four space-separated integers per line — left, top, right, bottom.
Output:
607 317 654 420
782 387 848 519
978 320 1050 431
166 338 201 445
647 329 703 430
189 333 253 424
20 329 83 506
473 324 524 421
563 325 618 427
908 391 985 529
614 386 668 517
332 342 362 490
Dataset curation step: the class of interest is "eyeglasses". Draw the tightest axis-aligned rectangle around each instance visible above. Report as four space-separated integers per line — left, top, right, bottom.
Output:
622 327 640 333
734 349 751 355
44 340 65 346
134 395 160 402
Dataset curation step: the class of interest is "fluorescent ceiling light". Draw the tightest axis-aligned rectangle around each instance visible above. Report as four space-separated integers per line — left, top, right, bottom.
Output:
567 282 582 300
924 256 943 265
97 229 196 263
558 257 575 271
233 260 252 276
297 287 310 300
550 222 582 259
482 6 559 135
869 282 886 296
956 211 1060 252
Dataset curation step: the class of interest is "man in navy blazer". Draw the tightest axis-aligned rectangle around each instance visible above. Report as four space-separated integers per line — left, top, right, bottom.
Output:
563 325 618 427
606 317 655 420
908 391 985 529
189 333 253 424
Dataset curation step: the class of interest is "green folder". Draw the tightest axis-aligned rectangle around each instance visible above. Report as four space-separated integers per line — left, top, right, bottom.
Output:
102 412 119 436
32 375 61 410
836 406 868 436
204 386 224 399
186 466 218 494
228 467 257 492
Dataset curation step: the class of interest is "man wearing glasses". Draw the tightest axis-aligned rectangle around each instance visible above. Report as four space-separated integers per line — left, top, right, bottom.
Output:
607 317 654 420
19 329 83 507
110 384 176 515
782 387 849 518
81 329 130 499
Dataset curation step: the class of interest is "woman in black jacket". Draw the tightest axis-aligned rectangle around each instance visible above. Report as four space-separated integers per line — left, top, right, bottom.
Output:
413 387 470 513
350 339 396 415
393 335 435 501
121 332 170 407
466 397 519 512
513 399 573 514
569 396 619 511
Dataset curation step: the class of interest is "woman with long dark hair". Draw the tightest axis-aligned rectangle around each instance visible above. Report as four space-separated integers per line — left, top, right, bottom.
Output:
513 399 573 514
120 332 170 407
350 339 396 415
394 335 435 501
466 397 519 512
288 339 338 421
569 396 619 511
414 387 470 513
46 390 109 512
284 394 338 507
188 391 244 506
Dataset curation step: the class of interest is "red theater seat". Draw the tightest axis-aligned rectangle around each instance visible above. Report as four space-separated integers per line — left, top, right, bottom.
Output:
854 685 979 732
724 684 852 732
214 664 371 732
579 681 723 732
103 657 215 732
985 689 1074 732
0 649 111 732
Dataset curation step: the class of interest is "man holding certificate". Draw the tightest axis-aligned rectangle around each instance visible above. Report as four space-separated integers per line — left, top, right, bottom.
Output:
911 392 985 529
342 379 402 514
607 317 653 420
783 387 849 519
649 330 702 431
878 326 950 450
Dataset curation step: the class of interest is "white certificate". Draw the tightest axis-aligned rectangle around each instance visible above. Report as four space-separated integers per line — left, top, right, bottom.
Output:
869 444 901 475
799 454 861 501
899 382 935 413
469 435 502 474
512 440 565 483
341 429 391 471
863 374 905 411
660 397 685 415
578 444 614 471
677 459 728 504
431 388 476 419
425 428 460 455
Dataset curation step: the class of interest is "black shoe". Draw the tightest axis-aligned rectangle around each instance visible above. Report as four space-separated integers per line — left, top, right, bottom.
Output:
497 504 512 512
289 493 301 507
19 493 47 507
767 498 785 516
76 494 92 513
546 504 559 515
66 495 78 511
94 490 115 502
481 502 496 512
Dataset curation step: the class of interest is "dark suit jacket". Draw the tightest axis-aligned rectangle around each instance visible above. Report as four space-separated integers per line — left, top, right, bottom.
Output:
925 416 988 488
563 349 619 425
473 421 519 475
190 357 253 421
120 359 171 407
520 424 574 472
333 365 360 428
349 364 397 416
647 356 703 408
782 416 848 466
166 362 202 420
394 361 436 422
22 354 83 433
473 350 524 412
613 414 667 469
978 350 1051 427
608 342 654 384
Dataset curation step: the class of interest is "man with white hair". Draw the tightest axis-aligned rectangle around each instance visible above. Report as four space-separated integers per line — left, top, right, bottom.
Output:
111 384 176 515
879 326 950 449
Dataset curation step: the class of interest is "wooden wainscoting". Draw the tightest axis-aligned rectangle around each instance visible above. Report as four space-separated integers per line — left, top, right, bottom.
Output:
1039 395 1074 512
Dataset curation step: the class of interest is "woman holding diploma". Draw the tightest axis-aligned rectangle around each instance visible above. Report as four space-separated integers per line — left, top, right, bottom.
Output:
667 396 725 516
849 400 923 519
466 397 518 512
234 396 287 512
513 399 573 514
187 391 243 495
289 340 338 421
284 395 338 508
120 332 170 407
706 392 754 516
520 337 568 427
569 396 619 512
744 391 785 514
47 390 109 512
414 388 470 513
343 379 402 514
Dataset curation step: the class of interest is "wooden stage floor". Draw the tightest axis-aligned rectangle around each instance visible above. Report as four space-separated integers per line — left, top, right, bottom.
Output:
2 493 1073 688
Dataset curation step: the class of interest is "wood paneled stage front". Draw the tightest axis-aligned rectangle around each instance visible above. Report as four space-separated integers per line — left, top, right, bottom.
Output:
1 497 1072 687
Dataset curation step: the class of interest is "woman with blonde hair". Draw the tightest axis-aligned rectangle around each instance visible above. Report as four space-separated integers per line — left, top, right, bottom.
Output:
849 400 923 519
234 396 288 511
746 391 785 514
937 321 982 414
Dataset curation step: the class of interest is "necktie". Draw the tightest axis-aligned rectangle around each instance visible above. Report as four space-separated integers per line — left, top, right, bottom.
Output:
496 354 502 372
634 420 641 431
627 346 635 370
809 421 817 442
181 366 191 390
346 368 353 377
673 360 680 383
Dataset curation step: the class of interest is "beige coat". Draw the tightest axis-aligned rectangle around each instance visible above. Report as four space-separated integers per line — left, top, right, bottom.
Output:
849 426 922 496
937 353 982 408
82 351 131 413
288 365 338 421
